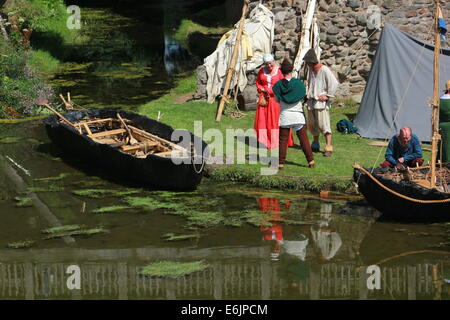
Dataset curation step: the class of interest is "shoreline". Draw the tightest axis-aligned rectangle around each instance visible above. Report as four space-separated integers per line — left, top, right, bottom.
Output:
205 163 357 195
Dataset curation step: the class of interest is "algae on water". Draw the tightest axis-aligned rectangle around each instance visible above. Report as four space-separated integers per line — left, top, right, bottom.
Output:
42 225 83 234
125 196 182 211
14 197 33 207
161 233 200 242
0 137 22 144
92 206 131 213
139 260 209 278
7 240 35 249
34 173 71 181
73 189 140 198
28 185 64 193
43 227 108 240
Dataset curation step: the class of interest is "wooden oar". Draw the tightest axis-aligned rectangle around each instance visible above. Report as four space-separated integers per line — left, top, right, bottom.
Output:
35 98 77 129
117 113 138 145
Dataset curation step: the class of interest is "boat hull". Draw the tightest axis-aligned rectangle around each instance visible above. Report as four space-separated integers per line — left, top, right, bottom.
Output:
43 109 208 191
353 168 450 222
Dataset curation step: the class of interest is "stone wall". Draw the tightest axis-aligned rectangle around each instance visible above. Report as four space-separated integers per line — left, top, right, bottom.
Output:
195 0 450 105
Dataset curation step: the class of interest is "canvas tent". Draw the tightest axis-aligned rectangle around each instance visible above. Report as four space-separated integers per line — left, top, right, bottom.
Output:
203 4 274 103
354 23 450 142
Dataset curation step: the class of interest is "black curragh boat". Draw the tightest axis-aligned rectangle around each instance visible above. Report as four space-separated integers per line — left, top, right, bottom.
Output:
43 109 209 191
353 166 450 222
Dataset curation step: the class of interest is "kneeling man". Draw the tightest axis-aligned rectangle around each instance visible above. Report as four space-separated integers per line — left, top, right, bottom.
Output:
380 126 424 170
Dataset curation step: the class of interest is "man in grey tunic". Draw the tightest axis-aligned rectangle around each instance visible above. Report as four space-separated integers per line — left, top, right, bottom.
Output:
303 49 339 157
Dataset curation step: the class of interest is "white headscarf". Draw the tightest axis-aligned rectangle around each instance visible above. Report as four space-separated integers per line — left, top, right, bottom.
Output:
263 53 274 63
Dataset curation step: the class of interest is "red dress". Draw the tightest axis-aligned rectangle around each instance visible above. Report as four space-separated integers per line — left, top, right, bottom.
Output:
254 67 294 149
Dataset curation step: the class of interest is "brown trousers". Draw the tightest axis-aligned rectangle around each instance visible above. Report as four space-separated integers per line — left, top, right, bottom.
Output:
279 126 314 165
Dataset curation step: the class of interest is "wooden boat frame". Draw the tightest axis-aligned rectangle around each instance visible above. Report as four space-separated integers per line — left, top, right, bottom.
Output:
43 109 208 191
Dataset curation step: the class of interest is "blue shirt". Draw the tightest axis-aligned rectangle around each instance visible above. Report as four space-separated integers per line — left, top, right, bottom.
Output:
385 134 422 165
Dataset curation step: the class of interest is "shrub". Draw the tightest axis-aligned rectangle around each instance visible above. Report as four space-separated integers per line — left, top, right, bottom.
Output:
0 38 54 115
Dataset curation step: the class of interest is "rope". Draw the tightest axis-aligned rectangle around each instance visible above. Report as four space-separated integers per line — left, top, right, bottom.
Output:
191 144 205 174
373 250 450 266
356 165 450 203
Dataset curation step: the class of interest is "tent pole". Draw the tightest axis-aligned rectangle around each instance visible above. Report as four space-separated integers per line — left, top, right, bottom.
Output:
215 0 249 122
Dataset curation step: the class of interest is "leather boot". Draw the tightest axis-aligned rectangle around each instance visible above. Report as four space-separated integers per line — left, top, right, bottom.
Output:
279 128 290 169
296 126 314 167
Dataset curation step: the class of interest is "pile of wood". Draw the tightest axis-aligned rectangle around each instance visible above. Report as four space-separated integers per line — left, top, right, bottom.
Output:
378 165 450 193
73 116 187 159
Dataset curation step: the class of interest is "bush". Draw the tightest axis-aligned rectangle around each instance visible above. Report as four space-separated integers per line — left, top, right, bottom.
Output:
0 38 54 115
0 0 73 117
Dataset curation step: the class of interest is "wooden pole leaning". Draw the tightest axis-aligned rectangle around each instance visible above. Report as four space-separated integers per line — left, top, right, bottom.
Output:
430 0 442 189
215 0 249 122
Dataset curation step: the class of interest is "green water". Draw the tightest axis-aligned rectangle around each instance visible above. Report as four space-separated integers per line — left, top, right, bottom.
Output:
0 121 449 300
48 7 172 111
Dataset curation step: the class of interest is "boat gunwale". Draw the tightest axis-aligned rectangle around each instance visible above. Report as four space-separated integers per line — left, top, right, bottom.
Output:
43 109 207 162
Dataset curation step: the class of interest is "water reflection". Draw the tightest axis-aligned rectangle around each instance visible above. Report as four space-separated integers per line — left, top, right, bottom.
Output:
0 247 448 300
259 198 344 263
162 1 198 74
0 122 449 300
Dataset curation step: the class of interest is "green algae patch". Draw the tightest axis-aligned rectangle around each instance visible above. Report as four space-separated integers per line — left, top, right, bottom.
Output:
42 225 83 234
7 240 36 249
72 188 140 198
139 260 209 278
14 197 33 207
28 185 64 193
0 137 22 144
124 196 182 211
241 210 274 227
185 211 224 228
34 173 71 181
92 206 131 214
33 173 70 181
72 189 116 198
43 227 108 240
161 233 200 242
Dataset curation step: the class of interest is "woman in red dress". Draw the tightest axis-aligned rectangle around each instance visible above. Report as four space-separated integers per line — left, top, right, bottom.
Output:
254 54 294 149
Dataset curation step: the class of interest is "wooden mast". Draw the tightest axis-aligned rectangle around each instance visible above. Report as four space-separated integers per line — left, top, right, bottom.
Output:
215 0 249 122
430 0 442 189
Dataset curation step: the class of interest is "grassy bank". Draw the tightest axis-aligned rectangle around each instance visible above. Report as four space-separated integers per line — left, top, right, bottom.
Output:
137 74 431 193
0 0 79 117
174 19 228 48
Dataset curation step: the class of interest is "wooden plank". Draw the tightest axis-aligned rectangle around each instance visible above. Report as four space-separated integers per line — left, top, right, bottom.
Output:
131 132 169 151
120 145 141 152
82 123 92 135
88 129 126 138
76 118 114 126
128 126 186 151
153 151 175 158
120 141 159 151
412 179 431 189
92 138 117 144
153 150 185 158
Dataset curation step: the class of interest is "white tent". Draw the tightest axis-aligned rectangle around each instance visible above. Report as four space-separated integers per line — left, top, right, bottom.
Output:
203 4 275 103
